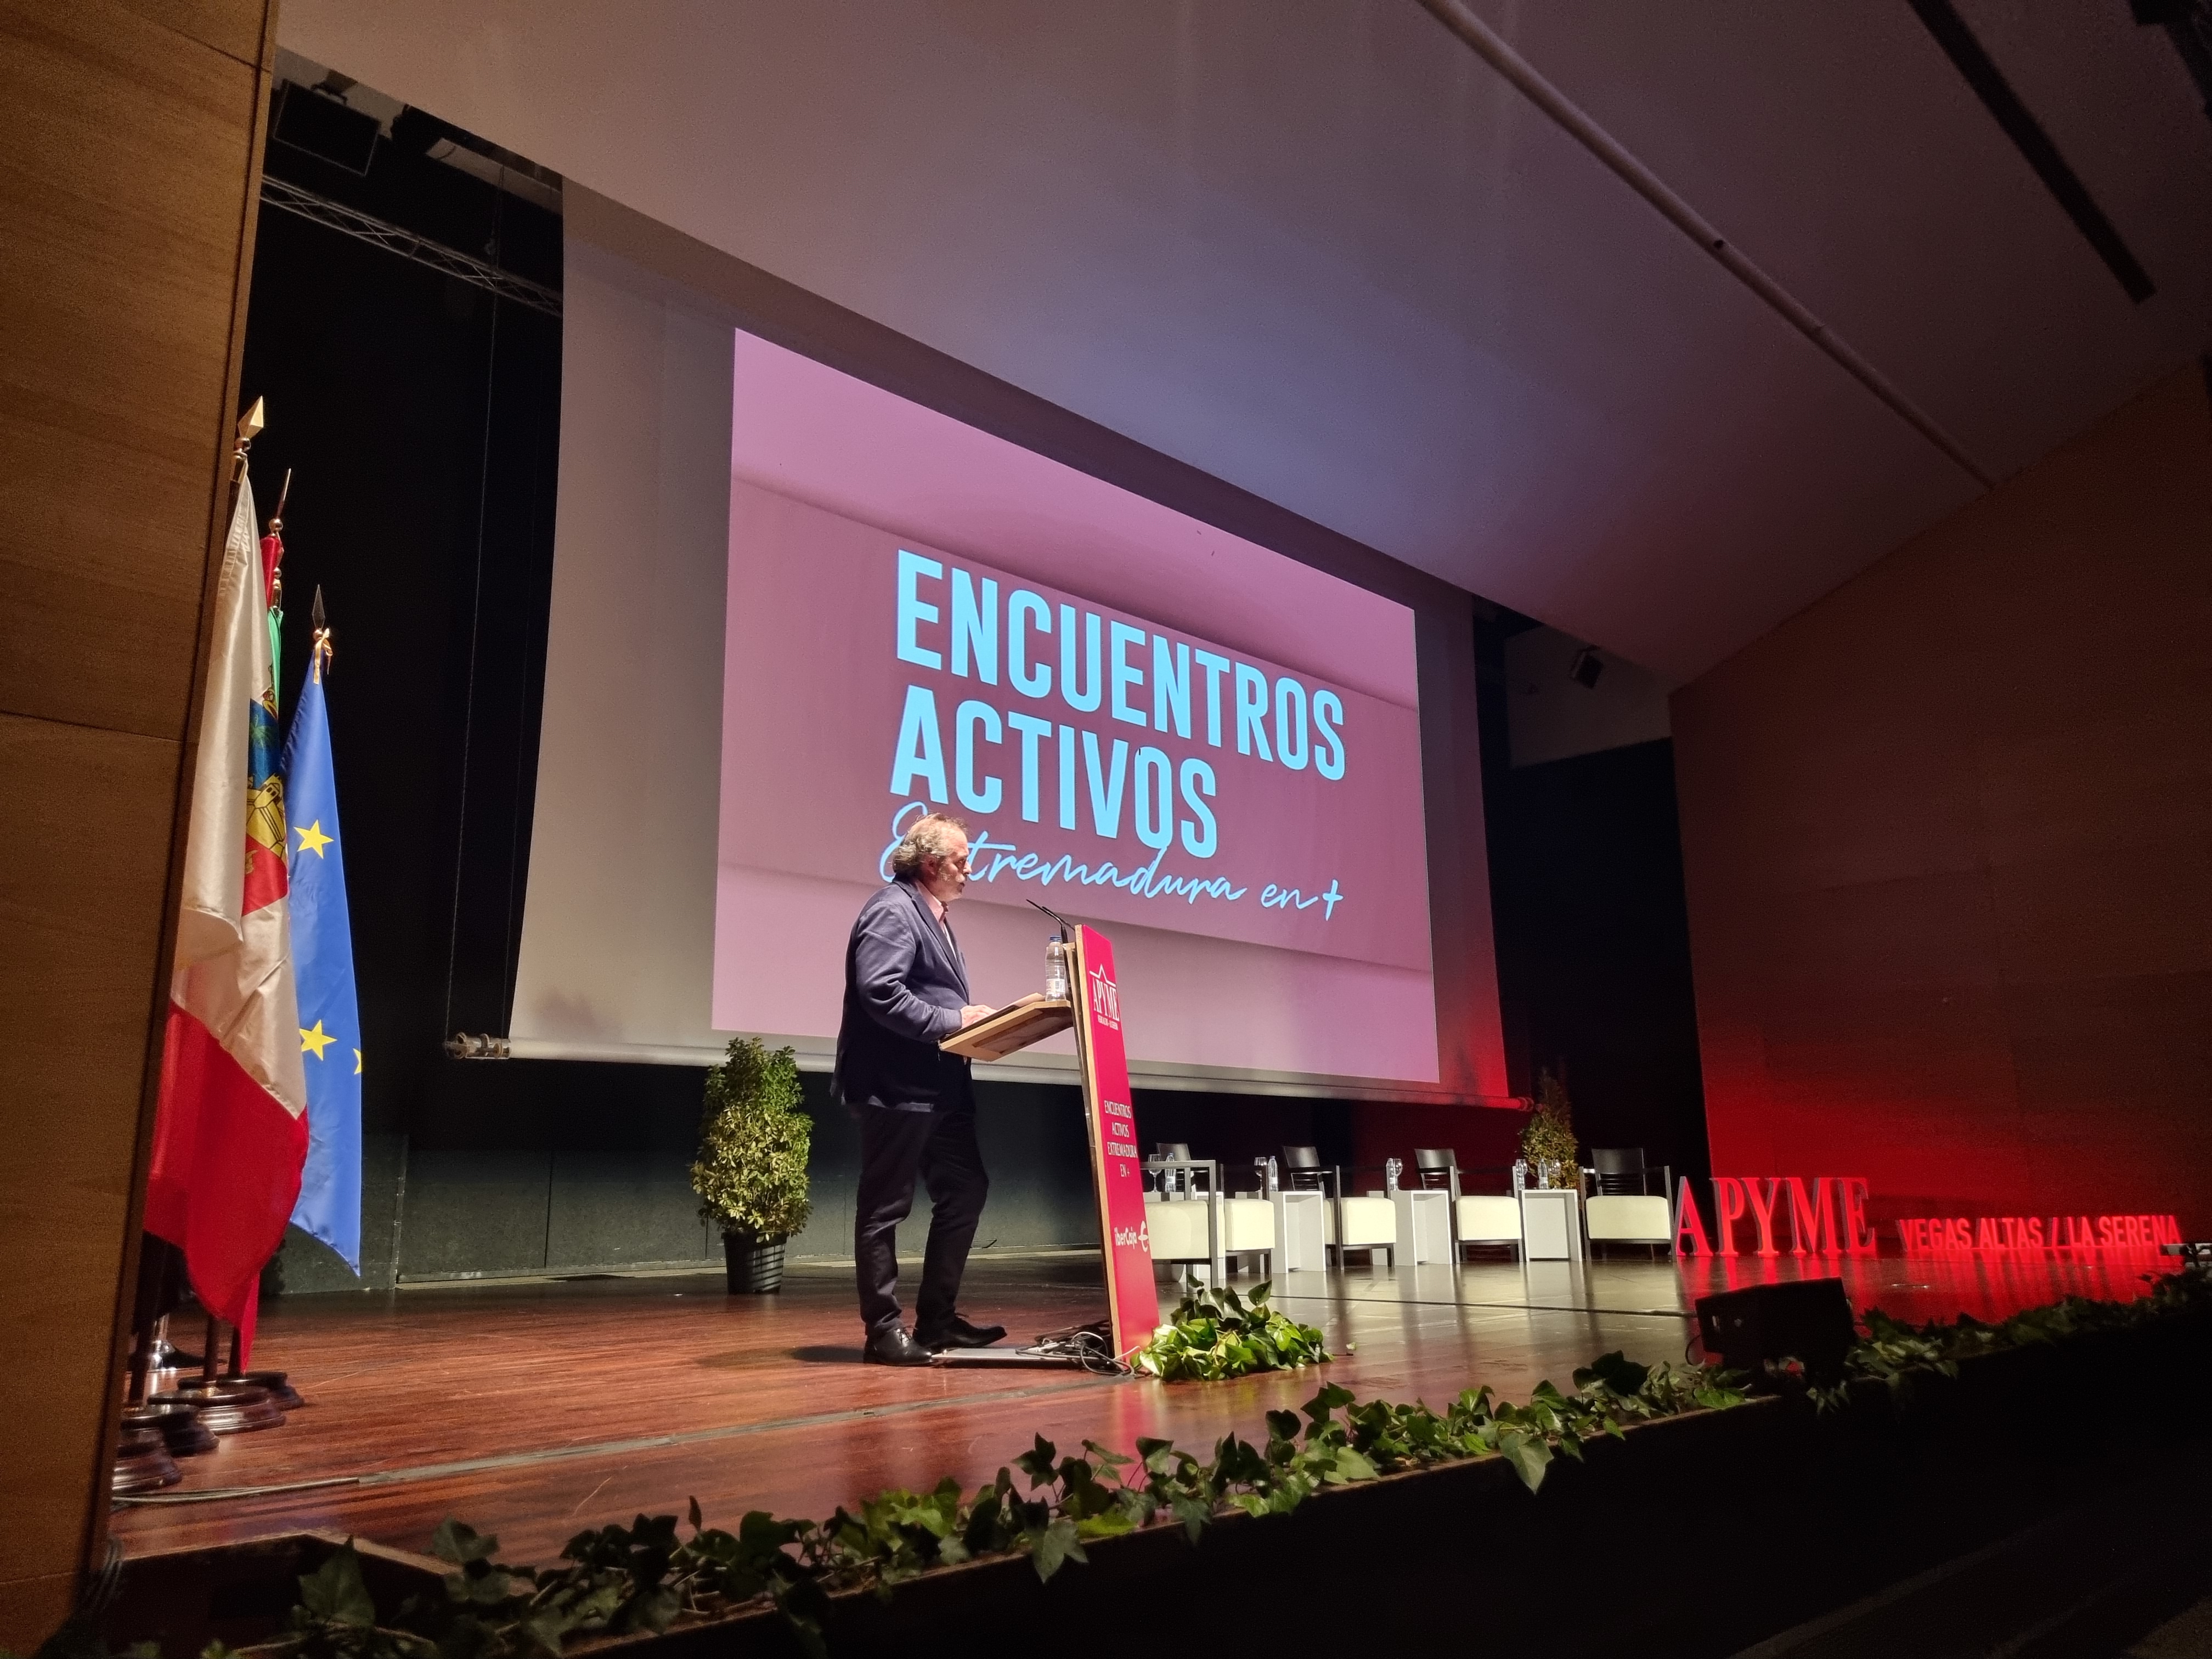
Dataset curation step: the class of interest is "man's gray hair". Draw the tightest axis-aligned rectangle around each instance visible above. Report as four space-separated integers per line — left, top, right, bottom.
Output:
890 812 970 879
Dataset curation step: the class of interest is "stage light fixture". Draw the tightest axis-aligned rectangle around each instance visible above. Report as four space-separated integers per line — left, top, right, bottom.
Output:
272 81 381 177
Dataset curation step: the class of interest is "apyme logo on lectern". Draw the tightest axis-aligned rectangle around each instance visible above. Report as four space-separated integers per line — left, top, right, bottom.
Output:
1087 964 1121 1030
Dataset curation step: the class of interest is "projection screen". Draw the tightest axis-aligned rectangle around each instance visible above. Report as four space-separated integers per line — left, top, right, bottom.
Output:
511 189 1507 1102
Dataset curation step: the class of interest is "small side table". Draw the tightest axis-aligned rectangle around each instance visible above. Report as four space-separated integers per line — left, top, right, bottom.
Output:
1518 1187 1584 1261
1393 1187 1453 1265
1272 1189 1328 1272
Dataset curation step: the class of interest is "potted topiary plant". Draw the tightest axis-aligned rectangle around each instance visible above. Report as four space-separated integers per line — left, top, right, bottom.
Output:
1520 1066 1580 1191
690 1037 812 1293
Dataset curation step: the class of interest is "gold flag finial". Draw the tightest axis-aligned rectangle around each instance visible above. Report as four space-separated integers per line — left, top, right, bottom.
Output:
233 397 265 483
310 584 334 684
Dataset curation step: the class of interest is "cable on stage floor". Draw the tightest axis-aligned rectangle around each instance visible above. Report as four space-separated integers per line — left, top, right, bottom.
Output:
115 1475 365 1506
1029 1318 1132 1376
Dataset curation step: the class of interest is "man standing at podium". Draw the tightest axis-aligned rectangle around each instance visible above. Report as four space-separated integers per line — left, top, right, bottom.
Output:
835 812 1007 1365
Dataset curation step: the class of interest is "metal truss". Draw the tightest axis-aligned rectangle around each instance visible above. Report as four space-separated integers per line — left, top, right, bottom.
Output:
259 174 562 318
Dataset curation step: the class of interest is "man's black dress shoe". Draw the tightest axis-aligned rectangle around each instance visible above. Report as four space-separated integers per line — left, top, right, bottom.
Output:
863 1326 935 1366
916 1314 1007 1351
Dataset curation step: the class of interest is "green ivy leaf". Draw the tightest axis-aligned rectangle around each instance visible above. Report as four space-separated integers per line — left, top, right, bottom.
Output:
1322 1444 1378 1483
1573 1350 1651 1396
1080 1438 1133 1470
1305 1382 1355 1425
298 1543 377 1627
1168 1492 1213 1542
430 1518 500 1566
1026 1518 1087 1582
1073 1509 1135 1541
622 1584 681 1635
1498 1427 1552 1493
1014 1435 1058 1489
522 1610 575 1654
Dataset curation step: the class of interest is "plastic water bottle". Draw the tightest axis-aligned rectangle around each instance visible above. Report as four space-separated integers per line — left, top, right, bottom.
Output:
1043 935 1069 1000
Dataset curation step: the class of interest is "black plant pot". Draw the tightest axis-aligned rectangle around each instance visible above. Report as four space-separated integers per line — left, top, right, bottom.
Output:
723 1231 787 1294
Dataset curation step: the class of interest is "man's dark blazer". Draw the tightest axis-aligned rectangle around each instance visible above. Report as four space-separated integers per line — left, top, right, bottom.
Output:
832 878 974 1113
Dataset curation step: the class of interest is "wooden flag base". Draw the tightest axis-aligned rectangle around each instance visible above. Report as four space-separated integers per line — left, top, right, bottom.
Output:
157 1378 285 1433
113 1426 181 1493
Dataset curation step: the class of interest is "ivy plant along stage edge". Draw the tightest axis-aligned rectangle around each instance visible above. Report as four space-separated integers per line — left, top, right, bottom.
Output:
218 1348 1745 1659
691 1038 812 1294
178 1270 2210 1659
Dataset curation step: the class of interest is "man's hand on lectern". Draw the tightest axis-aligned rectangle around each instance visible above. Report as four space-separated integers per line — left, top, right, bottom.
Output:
960 1005 995 1029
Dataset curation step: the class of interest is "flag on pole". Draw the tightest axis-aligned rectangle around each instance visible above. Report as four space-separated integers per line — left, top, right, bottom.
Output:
283 591 363 1272
145 465 308 1361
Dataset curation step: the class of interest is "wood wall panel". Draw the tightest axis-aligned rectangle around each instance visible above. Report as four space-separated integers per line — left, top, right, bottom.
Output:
0 716 183 1622
0 1 263 738
0 0 273 1643
1674 365 2212 1231
112 0 274 67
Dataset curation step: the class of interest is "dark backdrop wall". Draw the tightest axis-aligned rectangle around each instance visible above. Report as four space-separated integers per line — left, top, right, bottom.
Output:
244 103 1706 1297
1474 612 1711 1194
245 103 563 1291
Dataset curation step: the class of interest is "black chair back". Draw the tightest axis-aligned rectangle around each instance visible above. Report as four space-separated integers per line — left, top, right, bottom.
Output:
1156 1142 1192 1162
1279 1145 1329 1190
1591 1147 1646 1195
1413 1147 1457 1189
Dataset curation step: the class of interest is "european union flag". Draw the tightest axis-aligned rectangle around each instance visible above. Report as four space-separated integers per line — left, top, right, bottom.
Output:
282 611 362 1271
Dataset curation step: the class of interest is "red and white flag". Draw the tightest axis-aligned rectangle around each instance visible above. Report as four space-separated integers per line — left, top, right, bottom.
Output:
144 467 308 1359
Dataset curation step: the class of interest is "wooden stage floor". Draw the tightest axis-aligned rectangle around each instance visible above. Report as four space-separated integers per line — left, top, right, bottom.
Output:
114 1249 2175 1568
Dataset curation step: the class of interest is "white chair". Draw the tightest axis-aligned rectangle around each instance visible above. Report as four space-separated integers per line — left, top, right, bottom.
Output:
1455 1195 1525 1259
1584 1147 1674 1258
1584 1195 1673 1257
1143 1189 1215 1274
1144 1148 1223 1283
1413 1148 1521 1261
1325 1193 1397 1267
1145 1148 1277 1279
1218 1197 1278 1277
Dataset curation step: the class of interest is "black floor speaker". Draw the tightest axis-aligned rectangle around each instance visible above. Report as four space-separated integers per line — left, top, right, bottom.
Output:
1694 1277 1856 1384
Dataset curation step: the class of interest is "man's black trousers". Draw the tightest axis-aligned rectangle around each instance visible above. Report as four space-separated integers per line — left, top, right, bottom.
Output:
854 1101 989 1337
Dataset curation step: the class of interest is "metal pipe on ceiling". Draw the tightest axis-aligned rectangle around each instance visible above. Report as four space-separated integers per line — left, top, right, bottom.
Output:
1417 0 1996 490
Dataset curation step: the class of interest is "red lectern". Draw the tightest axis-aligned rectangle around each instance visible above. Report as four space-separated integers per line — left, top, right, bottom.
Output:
939 923 1160 1358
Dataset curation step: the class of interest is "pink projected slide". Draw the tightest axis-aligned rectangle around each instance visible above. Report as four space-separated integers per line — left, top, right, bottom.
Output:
714 328 1435 1080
